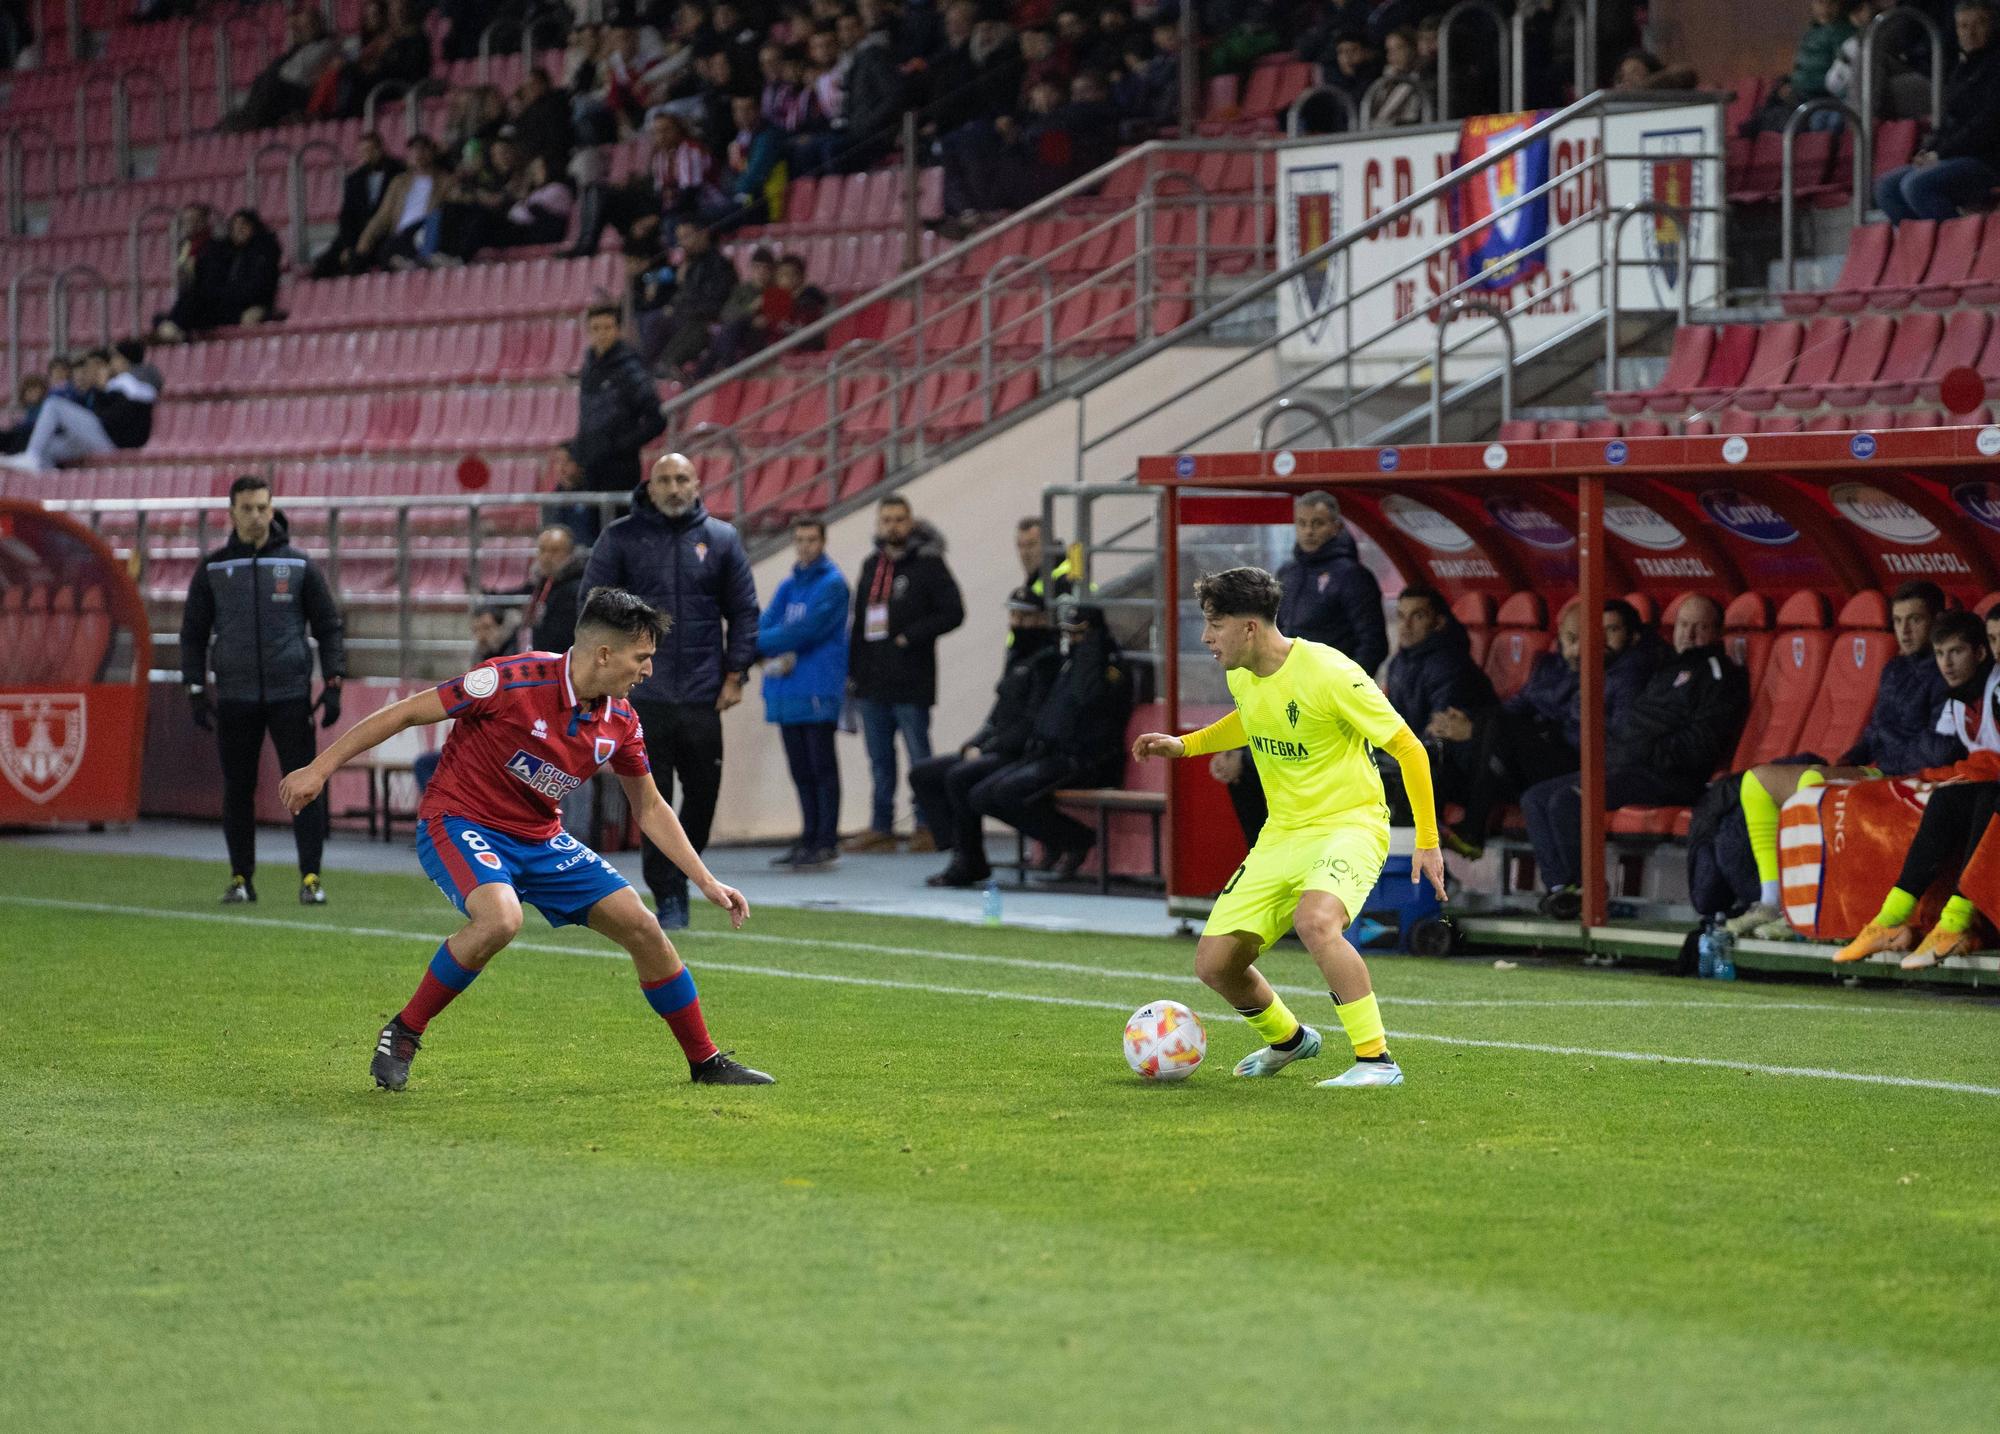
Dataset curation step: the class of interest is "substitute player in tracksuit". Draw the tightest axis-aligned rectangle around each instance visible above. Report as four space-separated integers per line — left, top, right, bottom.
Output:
180 473 346 905
277 587 773 1091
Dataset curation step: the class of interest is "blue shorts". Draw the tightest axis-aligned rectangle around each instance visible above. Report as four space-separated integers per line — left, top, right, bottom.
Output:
415 814 631 928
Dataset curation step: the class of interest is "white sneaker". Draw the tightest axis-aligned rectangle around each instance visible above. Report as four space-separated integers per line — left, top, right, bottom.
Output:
1317 1058 1404 1088
1724 902 1783 936
1232 1022 1323 1077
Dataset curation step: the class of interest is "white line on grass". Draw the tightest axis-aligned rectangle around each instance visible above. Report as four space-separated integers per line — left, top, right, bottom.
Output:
6 893 1999 1098
0 893 1917 1015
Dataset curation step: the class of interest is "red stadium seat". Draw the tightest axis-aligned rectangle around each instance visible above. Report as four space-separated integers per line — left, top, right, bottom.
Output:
1599 323 1713 415
1907 214 1987 307
1814 313 1894 407
1913 309 1991 403
1483 592 1552 700
1780 222 1888 316
1722 591 1773 677
1764 316 1848 410
1841 219 1938 311
1792 591 1894 762
1451 592 1496 665
1712 321 1802 412
1731 590 1834 769
1851 311 1942 405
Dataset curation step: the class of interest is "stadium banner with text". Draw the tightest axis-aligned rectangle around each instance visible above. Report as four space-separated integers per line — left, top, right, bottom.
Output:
1275 99 1723 368
0 501 153 826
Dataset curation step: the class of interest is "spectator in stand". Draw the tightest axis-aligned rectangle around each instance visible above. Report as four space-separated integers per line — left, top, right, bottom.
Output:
508 69 576 174
153 209 281 341
1791 0 1858 107
971 600 1135 881
550 301 668 542
563 111 711 259
1206 0 1281 74
45 354 77 403
3 340 161 471
716 93 791 230
844 493 966 853
759 39 803 127
1725 581 1957 936
940 75 1061 220
423 131 523 265
709 246 779 368
833 13 907 171
654 221 739 377
1372 26 1432 124
1215 491 1389 843
311 131 405 279
786 25 848 173
1319 31 1382 129
1876 0 2000 222
442 84 509 170
711 251 829 369
332 0 432 119
221 5 341 133
1 375 47 455
582 452 760 930
923 3 1024 135
1113 24 1178 135
485 152 577 253
757 513 851 870
1018 25 1071 93
1522 594 1749 919
1611 47 1700 92
624 235 679 368
352 134 447 271
912 582 1062 887
1827 0 1933 120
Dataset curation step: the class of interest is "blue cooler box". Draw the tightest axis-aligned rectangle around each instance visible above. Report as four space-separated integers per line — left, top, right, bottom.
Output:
1349 827 1442 952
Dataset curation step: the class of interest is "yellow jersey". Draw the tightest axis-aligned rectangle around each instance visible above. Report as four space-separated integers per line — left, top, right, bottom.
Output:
1190 639 1405 833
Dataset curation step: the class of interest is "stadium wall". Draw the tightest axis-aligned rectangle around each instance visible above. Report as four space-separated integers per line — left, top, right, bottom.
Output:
711 343 1283 843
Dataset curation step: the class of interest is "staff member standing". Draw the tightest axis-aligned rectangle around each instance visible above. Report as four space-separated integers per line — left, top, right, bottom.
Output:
582 451 759 929
181 473 347 905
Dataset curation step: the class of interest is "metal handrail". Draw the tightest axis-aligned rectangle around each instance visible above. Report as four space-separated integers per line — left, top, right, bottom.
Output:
1359 73 1436 128
1604 200 1697 381
4 122 57 236
176 19 194 136
52 264 113 357
114 67 172 177
1437 0 1515 120
7 266 57 398
477 7 571 85
980 256 1054 420
1510 0 1597 111
245 139 294 219
1859 6 1946 134
1285 84 1359 136
1137 168 1210 330
684 422 750 519
214 12 274 124
72 68 118 198
290 140 346 264
1780 98 1868 290
1430 296 1516 441
126 203 182 342
1258 397 1341 449
362 78 441 145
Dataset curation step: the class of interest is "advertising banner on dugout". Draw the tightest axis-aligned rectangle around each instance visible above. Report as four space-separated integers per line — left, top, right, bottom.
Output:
1275 98 1723 369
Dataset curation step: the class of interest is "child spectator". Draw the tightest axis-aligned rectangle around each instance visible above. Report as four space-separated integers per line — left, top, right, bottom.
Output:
1791 0 1858 105
0 374 47 455
0 340 161 471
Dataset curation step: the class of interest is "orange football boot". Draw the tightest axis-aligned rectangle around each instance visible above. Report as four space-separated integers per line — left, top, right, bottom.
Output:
1900 926 1978 971
1832 922 1915 964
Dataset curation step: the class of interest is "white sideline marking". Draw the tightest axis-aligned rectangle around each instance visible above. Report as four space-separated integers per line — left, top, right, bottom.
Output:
6 894 2000 1098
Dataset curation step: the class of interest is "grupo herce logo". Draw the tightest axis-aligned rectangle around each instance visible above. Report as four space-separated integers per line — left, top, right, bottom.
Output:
1698 488 1799 546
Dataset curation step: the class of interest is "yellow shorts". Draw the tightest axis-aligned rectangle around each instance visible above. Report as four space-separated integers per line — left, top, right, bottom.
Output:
1202 818 1391 951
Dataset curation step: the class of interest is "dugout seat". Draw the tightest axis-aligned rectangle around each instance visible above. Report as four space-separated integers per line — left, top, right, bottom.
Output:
1483 592 1552 701
1722 591 1774 677
1731 590 1835 769
1792 591 1893 760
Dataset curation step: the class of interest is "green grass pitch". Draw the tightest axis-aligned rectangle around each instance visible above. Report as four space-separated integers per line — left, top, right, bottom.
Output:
4 845 2000 1432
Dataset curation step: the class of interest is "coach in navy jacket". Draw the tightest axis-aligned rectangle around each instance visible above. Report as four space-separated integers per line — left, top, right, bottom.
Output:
1278 495 1389 675
581 454 759 926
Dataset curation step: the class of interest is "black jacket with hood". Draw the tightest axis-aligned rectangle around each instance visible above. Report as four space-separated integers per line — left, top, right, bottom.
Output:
568 339 667 492
180 510 346 704
1384 618 1496 734
1277 527 1388 675
1023 605 1134 782
847 520 966 707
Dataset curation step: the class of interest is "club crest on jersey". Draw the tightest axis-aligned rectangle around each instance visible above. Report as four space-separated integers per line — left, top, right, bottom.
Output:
694 542 709 562
0 692 86 804
505 748 582 799
1286 700 1300 728
594 735 617 764
475 851 503 869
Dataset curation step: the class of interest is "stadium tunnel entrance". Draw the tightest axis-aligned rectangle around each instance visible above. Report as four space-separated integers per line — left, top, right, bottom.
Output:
1138 422 2000 987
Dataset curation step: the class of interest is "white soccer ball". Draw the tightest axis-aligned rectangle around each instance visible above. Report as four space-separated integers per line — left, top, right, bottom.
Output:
1123 1000 1207 1081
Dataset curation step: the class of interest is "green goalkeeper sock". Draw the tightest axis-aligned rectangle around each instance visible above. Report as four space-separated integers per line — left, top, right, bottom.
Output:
1936 895 1978 934
1739 771 1781 904
1871 887 1919 928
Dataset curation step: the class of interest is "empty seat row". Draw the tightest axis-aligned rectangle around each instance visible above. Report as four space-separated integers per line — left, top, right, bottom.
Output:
1781 216 2000 315
281 253 625 330
1725 118 1919 207
149 320 584 396
0 585 114 686
143 385 571 460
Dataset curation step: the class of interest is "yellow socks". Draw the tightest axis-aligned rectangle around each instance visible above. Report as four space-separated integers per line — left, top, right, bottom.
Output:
1739 771 1782 903
1936 895 1978 934
1333 991 1388 1059
1873 886 1918 928
1238 996 1302 1048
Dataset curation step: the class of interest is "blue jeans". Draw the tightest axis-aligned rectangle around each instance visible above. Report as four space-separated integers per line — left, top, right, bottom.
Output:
856 698 933 834
1875 157 2000 223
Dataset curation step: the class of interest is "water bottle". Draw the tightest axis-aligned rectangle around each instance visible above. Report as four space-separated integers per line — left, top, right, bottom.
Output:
1712 927 1737 981
981 879 1003 926
1696 922 1718 979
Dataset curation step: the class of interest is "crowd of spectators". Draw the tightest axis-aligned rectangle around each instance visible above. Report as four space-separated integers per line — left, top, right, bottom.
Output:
0 342 166 472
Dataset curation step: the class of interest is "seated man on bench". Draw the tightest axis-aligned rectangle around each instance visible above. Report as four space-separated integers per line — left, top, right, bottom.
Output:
970 600 1134 882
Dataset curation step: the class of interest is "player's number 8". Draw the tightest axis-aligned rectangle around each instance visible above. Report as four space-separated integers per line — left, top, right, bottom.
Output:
460 832 492 852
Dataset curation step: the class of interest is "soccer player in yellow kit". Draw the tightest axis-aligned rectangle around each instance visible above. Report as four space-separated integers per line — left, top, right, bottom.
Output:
1133 566 1446 1087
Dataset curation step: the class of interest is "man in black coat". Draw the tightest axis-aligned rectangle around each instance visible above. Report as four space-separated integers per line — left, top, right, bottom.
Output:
912 584 1062 887
311 130 404 279
179 474 346 906
971 600 1135 881
487 526 591 656
1874 0 2000 222
582 453 759 929
1217 491 1388 841
845 493 966 852
653 221 740 376
1522 594 1749 917
551 303 667 542
835 20 908 172
1376 582 1496 836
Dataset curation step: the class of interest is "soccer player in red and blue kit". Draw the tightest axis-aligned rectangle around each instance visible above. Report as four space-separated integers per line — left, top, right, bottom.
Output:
278 588 775 1089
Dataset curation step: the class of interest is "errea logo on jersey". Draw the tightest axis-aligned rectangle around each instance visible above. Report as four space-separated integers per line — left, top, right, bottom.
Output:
505 749 582 800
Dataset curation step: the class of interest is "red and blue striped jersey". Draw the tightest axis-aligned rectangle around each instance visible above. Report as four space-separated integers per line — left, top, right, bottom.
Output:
419 650 650 839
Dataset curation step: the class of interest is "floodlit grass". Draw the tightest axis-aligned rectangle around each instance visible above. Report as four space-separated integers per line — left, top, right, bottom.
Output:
3 847 1999 1433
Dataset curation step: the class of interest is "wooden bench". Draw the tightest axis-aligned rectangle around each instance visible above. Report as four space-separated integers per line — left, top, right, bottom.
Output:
1048 787 1166 894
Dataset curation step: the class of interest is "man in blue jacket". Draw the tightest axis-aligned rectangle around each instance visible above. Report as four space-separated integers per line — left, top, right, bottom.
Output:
757 514 850 870
582 452 760 928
